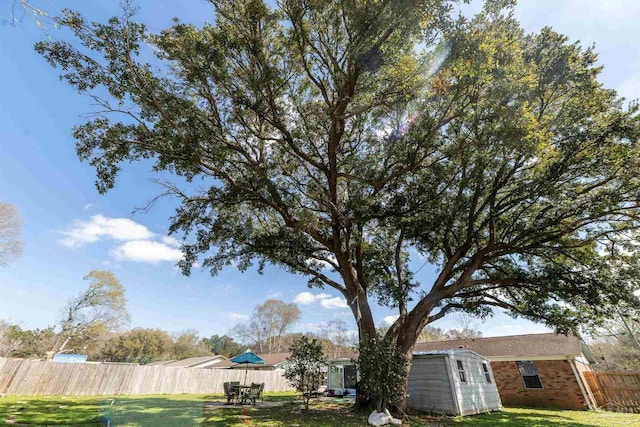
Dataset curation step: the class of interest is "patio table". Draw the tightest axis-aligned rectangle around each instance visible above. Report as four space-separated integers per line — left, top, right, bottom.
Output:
231 384 252 404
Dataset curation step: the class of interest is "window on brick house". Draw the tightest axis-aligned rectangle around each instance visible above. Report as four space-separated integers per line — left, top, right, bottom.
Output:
516 361 543 389
456 360 466 383
482 363 492 383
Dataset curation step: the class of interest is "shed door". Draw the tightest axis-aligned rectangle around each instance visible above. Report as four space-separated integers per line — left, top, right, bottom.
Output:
329 365 343 389
344 365 357 389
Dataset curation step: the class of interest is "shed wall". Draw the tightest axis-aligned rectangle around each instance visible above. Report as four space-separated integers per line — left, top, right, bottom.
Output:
449 352 502 416
408 357 456 414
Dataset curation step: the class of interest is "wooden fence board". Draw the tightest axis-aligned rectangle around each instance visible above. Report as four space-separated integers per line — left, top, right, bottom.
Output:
584 371 640 413
0 359 295 396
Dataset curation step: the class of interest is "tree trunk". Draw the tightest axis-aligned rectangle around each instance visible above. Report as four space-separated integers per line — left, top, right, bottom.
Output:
56 336 71 354
395 326 420 415
397 347 415 415
352 293 376 410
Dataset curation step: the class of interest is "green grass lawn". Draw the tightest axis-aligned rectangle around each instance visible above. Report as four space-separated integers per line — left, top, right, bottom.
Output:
1 393 639 426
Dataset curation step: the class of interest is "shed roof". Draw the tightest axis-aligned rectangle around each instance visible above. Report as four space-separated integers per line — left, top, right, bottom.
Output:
413 333 588 360
413 349 489 361
331 349 359 360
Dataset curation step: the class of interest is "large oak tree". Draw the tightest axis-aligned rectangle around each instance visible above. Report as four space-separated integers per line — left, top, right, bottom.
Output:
37 0 640 406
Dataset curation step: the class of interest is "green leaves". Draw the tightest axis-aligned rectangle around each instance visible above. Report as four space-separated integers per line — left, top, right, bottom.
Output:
284 336 327 409
35 0 640 385
356 334 408 412
400 11 640 333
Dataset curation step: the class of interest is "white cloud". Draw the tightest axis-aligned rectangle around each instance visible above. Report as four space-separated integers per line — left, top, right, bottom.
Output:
61 214 154 247
161 236 181 248
293 292 347 309
61 214 187 265
83 203 94 211
228 312 250 322
293 292 331 305
111 240 183 264
383 315 399 326
320 297 348 309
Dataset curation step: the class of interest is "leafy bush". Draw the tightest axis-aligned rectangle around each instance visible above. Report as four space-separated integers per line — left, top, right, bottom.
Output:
357 334 409 412
284 336 327 409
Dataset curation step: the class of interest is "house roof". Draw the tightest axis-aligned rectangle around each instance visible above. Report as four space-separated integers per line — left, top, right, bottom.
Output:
256 352 290 367
208 352 291 369
161 355 226 368
209 359 235 368
144 360 175 366
413 333 590 360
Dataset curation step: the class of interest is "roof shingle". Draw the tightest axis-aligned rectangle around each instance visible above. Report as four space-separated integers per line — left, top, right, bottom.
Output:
413 333 583 359
161 355 226 367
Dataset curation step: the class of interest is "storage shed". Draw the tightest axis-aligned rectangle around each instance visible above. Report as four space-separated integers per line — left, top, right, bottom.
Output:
408 349 502 416
327 358 358 396
414 333 597 410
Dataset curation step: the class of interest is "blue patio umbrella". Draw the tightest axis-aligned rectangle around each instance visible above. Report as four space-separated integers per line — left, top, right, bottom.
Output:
231 350 265 384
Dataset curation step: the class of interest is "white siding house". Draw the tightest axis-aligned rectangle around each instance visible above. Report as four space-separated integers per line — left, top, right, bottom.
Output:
408 350 502 416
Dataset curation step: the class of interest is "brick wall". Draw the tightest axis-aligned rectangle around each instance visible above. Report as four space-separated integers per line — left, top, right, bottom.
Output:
491 360 588 410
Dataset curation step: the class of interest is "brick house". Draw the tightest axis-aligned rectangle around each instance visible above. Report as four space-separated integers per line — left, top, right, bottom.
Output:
414 333 597 410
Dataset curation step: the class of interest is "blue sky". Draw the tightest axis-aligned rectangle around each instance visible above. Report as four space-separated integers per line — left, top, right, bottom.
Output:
1 0 638 341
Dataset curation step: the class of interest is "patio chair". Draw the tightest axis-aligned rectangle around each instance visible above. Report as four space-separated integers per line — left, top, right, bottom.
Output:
223 382 239 404
309 385 327 398
247 382 264 405
230 381 242 403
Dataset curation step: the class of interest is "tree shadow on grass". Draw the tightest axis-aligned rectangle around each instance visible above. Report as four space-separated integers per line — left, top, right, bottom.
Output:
107 396 210 426
5 396 634 427
202 400 368 427
1 395 304 427
0 396 102 426
442 408 620 427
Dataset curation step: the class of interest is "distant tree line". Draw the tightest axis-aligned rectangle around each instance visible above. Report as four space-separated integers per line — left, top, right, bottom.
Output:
589 306 640 370
1 292 485 364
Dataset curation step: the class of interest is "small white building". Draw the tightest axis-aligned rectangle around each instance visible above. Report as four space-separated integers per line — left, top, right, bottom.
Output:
327 358 358 396
408 349 502 416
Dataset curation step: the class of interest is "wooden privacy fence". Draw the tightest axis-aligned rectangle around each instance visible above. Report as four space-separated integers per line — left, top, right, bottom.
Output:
0 358 294 396
583 370 640 413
